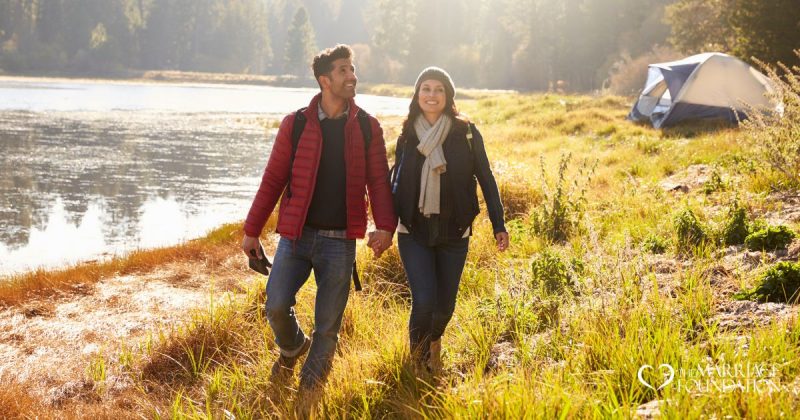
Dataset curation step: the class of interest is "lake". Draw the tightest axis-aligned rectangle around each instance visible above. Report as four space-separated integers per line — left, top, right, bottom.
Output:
0 77 408 276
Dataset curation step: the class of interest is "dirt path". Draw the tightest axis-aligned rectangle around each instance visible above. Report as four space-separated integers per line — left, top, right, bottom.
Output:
0 237 275 408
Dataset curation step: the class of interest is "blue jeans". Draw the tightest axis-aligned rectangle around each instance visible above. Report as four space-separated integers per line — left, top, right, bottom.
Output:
264 227 355 385
397 233 469 362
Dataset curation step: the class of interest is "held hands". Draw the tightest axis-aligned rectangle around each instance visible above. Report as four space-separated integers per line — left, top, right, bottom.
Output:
495 231 510 252
367 229 393 258
242 235 263 259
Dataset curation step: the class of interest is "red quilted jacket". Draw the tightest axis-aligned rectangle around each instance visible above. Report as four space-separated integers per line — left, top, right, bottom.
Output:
244 93 397 240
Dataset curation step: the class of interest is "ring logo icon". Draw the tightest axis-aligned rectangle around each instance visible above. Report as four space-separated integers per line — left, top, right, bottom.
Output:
638 364 675 391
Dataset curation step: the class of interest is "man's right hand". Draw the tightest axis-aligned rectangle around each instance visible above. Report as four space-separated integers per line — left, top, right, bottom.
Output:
242 234 263 259
367 229 393 258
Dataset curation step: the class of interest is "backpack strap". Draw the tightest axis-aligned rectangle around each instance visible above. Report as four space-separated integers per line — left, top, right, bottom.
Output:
465 121 474 152
286 107 308 198
352 260 362 291
352 108 373 292
390 135 406 194
356 108 372 150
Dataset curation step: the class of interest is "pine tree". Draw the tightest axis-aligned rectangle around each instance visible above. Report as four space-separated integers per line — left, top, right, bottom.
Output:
284 6 316 77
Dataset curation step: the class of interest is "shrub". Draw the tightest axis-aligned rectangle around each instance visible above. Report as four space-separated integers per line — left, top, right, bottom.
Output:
701 167 726 194
674 207 708 254
743 51 800 189
720 201 749 246
607 45 681 95
477 294 548 338
642 234 668 254
750 218 769 233
745 225 797 251
530 248 582 295
735 261 800 303
531 153 596 243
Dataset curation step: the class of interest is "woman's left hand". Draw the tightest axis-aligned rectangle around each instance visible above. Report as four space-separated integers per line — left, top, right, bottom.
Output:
495 232 509 252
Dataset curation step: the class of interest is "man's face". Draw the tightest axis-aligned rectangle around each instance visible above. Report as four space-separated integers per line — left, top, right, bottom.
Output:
321 58 357 100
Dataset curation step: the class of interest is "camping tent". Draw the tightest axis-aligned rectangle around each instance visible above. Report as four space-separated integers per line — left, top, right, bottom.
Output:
627 52 777 128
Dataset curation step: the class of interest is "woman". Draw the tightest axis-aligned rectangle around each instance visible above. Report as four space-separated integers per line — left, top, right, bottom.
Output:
391 67 509 372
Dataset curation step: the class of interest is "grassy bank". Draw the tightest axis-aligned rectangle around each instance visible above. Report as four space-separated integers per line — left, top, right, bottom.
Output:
0 72 509 100
140 90 799 417
3 83 800 417
0 217 275 308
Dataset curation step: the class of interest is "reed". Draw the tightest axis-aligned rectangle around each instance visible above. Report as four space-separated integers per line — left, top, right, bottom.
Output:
8 91 800 417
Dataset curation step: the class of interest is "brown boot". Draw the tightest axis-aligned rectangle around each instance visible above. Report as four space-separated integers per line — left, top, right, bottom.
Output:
428 338 443 374
270 336 311 384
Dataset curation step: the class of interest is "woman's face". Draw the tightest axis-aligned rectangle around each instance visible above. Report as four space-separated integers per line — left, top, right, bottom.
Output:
417 79 447 118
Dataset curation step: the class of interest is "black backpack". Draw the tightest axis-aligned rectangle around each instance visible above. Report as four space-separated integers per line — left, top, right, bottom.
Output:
285 107 373 291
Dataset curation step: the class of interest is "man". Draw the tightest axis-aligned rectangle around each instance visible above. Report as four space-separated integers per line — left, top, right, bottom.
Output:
241 44 396 391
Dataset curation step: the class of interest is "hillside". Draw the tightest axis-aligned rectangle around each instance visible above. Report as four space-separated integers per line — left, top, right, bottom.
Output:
1 88 800 418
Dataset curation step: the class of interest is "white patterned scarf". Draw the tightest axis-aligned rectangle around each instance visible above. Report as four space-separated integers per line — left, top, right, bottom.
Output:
414 114 452 217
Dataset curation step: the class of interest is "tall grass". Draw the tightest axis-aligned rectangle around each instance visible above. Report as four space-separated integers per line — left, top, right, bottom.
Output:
144 92 799 417
743 50 800 189
9 91 800 417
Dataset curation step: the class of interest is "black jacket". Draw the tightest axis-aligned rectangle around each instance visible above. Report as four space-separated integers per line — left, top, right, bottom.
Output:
392 118 505 245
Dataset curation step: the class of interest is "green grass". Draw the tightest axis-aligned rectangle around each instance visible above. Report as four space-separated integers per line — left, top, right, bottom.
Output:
127 92 798 418
6 91 800 418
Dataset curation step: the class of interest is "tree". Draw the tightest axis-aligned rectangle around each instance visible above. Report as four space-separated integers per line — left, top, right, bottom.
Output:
666 0 799 67
284 6 316 77
368 0 415 83
665 0 735 54
729 0 800 67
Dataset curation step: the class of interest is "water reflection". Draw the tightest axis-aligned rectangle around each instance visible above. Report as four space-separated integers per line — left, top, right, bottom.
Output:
0 79 407 276
0 199 107 273
0 195 250 274
0 109 267 275
0 110 269 249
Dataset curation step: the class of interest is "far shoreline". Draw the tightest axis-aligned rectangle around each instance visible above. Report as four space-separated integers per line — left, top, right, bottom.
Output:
0 70 517 99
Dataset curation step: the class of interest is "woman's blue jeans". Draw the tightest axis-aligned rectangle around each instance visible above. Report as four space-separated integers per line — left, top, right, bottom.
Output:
264 227 355 386
397 233 469 362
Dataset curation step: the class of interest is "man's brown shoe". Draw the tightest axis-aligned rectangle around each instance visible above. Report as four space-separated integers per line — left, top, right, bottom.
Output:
270 336 311 384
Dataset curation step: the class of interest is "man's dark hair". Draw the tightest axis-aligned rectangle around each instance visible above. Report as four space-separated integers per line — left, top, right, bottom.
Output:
312 44 354 88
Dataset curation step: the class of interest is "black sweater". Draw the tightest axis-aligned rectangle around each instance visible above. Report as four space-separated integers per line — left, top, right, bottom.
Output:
392 118 505 246
305 117 347 229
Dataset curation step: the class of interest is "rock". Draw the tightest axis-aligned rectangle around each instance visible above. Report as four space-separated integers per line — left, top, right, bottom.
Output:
45 380 97 407
742 251 774 266
636 399 663 418
658 164 713 193
485 341 518 373
712 300 795 331
788 239 800 260
660 182 689 193
650 257 678 274
724 245 745 256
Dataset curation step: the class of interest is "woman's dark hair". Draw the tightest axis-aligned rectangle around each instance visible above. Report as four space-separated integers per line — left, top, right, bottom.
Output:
401 83 459 135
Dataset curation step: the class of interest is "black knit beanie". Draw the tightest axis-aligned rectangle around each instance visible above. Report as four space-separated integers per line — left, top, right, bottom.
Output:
414 66 456 100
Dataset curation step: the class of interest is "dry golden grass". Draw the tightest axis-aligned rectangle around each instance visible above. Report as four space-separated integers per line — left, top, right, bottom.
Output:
138 70 297 86
0 383 43 419
0 216 275 308
7 91 800 417
0 385 144 420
